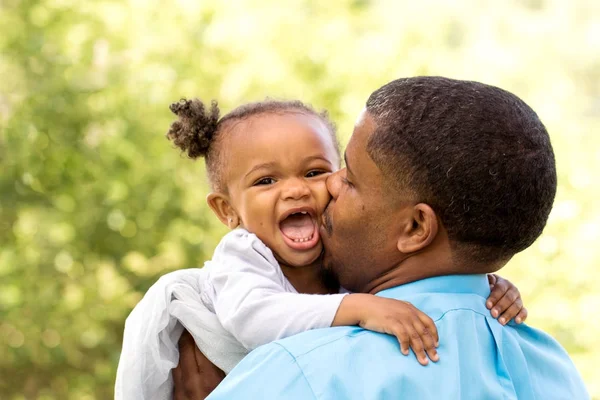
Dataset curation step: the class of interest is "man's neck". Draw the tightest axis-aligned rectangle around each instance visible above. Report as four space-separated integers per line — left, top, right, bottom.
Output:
363 250 507 295
364 253 455 294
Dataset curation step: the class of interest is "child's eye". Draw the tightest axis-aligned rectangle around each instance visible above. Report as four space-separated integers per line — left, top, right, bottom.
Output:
306 170 327 178
254 177 276 186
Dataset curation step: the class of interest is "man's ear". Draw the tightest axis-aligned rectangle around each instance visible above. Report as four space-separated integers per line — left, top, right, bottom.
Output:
397 203 438 254
207 193 239 229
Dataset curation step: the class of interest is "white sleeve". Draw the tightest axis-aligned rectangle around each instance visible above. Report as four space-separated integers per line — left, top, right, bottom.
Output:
206 229 347 350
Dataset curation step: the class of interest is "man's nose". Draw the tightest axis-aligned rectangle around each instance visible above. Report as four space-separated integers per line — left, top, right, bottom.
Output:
326 169 344 199
282 178 311 200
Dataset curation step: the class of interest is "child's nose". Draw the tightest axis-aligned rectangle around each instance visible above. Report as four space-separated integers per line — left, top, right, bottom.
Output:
326 170 343 199
282 178 311 200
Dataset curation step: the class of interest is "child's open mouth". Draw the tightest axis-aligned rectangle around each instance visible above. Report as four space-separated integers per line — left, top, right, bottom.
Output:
279 209 320 251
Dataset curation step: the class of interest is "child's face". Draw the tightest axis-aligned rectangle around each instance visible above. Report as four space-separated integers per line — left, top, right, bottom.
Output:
219 112 339 267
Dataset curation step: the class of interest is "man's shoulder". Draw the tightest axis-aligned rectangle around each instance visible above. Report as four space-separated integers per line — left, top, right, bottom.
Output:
263 308 589 399
275 326 368 352
216 291 588 400
271 325 399 364
269 297 490 362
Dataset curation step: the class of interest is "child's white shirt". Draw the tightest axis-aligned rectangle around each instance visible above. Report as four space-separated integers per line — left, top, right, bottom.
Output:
115 228 347 400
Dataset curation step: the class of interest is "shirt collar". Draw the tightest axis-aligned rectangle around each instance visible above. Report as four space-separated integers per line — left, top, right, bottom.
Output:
376 274 491 299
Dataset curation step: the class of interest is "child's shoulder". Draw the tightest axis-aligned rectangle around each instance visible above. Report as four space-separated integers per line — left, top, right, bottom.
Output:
216 228 270 254
208 228 286 282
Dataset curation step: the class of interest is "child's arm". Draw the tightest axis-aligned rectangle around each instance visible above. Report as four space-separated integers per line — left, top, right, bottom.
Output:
485 274 528 325
208 230 347 350
333 294 439 366
208 230 437 365
332 275 529 366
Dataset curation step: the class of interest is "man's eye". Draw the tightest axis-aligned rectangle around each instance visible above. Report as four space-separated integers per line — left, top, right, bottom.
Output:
254 177 276 186
306 170 327 178
341 177 353 187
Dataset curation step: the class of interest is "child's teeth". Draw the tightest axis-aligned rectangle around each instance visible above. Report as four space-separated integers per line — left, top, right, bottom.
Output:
292 235 313 243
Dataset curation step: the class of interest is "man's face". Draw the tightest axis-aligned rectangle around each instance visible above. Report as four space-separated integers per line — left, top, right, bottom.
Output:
320 110 408 292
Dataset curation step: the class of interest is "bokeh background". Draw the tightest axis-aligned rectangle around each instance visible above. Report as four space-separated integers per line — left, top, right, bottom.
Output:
1 0 599 398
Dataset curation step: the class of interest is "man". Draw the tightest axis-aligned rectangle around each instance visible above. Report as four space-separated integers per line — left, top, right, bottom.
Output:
176 77 588 399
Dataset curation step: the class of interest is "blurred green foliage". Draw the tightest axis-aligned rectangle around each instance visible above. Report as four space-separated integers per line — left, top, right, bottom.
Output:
1 0 599 398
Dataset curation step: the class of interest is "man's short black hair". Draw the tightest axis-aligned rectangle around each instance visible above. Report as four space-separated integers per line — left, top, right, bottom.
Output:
366 76 557 265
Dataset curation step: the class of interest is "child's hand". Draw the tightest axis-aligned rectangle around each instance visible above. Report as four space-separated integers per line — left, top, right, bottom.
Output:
486 274 528 325
333 294 439 366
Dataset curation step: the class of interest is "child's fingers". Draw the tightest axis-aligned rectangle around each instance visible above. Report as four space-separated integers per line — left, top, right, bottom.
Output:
498 298 524 325
412 319 439 363
417 313 439 347
406 326 429 366
486 277 510 310
392 324 411 356
515 307 528 324
490 288 519 319
487 273 498 288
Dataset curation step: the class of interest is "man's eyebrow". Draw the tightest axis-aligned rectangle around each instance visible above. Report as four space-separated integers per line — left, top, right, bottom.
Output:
244 162 277 179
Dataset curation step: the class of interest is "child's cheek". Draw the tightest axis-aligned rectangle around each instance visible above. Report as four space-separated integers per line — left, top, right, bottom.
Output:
314 180 331 215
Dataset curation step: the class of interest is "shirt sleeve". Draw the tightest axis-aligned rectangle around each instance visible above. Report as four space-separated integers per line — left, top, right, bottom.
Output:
206 342 316 400
206 229 347 350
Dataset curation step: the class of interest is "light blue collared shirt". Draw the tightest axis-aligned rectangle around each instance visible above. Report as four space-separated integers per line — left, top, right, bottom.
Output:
207 274 589 399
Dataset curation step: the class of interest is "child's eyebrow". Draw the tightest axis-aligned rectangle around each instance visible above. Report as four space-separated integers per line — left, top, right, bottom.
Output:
245 162 277 179
245 155 333 179
303 155 334 165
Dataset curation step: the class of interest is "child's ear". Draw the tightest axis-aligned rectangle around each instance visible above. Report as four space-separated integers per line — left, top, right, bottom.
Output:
207 193 239 229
